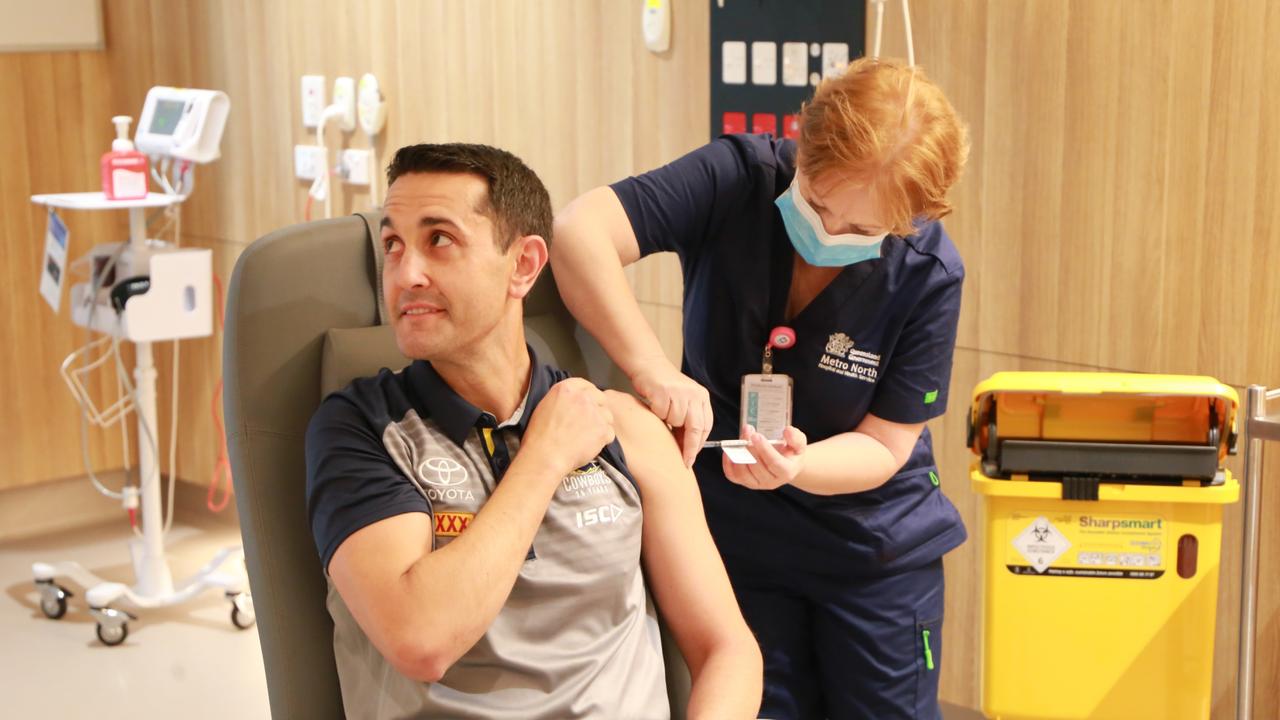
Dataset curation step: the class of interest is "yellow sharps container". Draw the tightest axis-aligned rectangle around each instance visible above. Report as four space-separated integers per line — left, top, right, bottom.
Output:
968 372 1239 720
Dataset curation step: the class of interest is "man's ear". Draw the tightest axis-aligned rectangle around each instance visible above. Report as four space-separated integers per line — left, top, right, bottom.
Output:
508 234 549 300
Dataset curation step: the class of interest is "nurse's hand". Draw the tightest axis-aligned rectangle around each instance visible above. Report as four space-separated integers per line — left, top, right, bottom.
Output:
722 425 807 491
631 361 712 468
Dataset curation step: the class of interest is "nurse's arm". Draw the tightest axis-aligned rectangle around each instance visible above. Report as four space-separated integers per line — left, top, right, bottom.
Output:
551 187 664 383
789 413 925 495
553 188 712 465
607 390 764 719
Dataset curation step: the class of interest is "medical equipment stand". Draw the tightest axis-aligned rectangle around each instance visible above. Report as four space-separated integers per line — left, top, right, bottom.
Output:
28 191 253 646
1237 384 1279 719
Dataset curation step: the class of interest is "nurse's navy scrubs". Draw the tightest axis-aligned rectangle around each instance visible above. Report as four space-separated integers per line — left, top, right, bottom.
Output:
611 133 967 720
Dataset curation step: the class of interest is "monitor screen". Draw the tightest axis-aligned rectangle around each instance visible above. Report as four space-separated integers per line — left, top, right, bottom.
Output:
148 99 186 135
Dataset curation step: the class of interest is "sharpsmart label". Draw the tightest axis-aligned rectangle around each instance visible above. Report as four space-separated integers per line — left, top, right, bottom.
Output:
1006 511 1167 579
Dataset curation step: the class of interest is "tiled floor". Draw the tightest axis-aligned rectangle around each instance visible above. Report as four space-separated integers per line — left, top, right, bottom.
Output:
1 517 270 718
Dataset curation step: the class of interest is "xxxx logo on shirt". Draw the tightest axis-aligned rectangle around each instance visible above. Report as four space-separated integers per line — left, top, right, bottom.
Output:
434 511 474 537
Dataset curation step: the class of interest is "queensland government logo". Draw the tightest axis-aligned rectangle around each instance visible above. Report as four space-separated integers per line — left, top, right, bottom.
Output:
419 457 476 502
818 332 880 384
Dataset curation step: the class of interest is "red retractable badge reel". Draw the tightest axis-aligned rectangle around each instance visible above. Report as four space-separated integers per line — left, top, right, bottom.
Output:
762 326 796 374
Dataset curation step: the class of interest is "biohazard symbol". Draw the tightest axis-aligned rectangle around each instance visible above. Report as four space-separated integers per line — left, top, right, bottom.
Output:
1033 523 1050 543
435 512 474 537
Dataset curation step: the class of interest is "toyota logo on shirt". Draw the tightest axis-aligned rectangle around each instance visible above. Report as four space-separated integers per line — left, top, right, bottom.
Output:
421 457 469 487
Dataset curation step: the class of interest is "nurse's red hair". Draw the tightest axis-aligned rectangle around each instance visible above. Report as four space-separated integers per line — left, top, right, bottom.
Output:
797 57 969 236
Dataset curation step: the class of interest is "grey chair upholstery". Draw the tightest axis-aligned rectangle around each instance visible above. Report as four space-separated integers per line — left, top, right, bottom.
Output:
223 213 688 719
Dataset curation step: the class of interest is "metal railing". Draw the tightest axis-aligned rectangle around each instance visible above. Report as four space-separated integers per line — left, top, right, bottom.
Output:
1237 385 1280 719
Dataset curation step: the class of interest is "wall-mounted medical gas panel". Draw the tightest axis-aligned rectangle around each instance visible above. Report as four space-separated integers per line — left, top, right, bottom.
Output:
710 0 866 141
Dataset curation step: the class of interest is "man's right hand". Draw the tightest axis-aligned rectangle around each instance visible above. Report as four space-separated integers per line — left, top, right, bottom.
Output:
630 360 713 468
522 378 616 476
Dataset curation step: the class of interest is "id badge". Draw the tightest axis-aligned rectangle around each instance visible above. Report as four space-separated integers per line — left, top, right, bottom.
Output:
740 373 793 442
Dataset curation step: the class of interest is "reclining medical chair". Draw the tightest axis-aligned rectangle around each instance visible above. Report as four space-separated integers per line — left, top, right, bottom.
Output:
223 212 690 718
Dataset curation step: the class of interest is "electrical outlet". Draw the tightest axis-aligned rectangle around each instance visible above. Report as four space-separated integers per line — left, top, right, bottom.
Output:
301 75 326 128
332 76 356 132
340 148 373 186
294 144 328 181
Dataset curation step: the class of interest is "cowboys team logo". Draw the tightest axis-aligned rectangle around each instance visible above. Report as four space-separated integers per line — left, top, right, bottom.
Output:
560 461 613 500
421 457 469 487
826 333 855 357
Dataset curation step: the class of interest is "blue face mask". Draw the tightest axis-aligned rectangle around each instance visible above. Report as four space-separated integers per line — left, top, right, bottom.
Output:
774 178 887 267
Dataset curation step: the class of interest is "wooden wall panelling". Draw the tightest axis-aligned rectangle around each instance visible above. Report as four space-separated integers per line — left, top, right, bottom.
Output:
0 46 138 490
871 0 988 351
1065 0 1173 373
1231 0 1280 390
976 1 1071 365
1187 0 1267 387
625 0 709 309
1158 0 1215 384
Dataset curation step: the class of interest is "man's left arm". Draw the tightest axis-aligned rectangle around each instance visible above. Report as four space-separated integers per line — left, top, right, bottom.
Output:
606 391 763 720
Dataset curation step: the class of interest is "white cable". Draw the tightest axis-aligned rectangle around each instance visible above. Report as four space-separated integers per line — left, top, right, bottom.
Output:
79 409 120 498
163 338 179 534
110 333 161 515
901 0 915 67
172 161 194 200
370 142 380 208
67 242 144 537
76 231 169 537
162 206 182 534
872 0 886 58
62 337 134 426
67 245 131 428
151 160 176 196
117 358 131 474
317 112 332 219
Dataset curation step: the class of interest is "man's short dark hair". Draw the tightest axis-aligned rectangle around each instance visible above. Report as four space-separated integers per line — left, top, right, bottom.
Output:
386 143 553 251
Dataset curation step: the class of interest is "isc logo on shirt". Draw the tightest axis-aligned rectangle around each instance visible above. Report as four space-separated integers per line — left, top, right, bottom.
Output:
576 503 623 529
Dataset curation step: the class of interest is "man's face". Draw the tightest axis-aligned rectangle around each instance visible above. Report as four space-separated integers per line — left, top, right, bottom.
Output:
381 171 515 361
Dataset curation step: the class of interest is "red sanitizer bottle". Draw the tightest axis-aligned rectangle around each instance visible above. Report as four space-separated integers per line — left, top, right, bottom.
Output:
101 115 149 200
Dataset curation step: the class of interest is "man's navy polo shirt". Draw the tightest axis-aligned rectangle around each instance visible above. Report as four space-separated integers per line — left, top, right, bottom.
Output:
611 133 966 577
303 350 670 718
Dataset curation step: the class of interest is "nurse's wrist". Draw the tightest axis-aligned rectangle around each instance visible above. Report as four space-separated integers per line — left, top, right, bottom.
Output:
622 351 676 382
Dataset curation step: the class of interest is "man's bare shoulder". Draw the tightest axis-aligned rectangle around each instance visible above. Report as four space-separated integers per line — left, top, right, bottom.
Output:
602 390 685 478
603 388 646 417
604 390 664 440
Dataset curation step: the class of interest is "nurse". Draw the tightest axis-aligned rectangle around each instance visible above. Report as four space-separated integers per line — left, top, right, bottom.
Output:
551 57 969 719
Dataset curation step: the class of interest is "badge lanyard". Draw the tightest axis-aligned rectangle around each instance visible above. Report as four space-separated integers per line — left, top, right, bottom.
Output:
740 326 796 443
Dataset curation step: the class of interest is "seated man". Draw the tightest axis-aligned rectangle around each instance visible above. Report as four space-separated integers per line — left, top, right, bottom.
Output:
305 143 762 719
